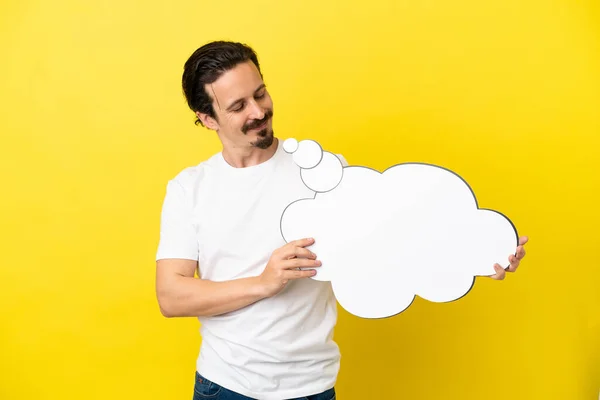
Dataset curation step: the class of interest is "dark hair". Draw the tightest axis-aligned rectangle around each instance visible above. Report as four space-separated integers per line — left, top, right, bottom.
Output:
182 41 262 126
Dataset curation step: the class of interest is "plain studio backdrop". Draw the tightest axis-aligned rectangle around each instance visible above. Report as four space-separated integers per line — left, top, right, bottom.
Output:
1 0 598 399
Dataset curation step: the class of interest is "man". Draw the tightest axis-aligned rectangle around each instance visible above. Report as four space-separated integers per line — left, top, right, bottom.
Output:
155 41 528 400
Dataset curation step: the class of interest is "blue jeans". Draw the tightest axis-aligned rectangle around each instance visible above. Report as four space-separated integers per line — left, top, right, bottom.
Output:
193 372 336 400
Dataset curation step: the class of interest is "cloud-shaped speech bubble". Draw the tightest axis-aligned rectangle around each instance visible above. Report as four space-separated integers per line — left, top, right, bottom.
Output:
280 138 519 318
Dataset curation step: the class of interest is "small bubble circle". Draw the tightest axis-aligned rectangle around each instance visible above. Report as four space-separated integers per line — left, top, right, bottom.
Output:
301 152 344 192
293 140 323 169
283 138 299 153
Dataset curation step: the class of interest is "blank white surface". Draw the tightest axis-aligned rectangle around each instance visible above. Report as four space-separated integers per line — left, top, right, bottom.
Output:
281 139 518 318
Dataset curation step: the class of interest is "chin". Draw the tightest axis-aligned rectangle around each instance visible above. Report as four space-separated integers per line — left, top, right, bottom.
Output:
252 129 274 149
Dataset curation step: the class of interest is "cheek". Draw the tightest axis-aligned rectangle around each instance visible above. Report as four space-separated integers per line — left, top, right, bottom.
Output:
262 94 274 110
223 113 244 129
234 114 250 131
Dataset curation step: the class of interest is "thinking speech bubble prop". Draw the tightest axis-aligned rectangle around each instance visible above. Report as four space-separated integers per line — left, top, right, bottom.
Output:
280 138 518 318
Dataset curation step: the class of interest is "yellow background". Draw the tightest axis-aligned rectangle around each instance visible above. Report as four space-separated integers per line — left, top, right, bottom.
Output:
1 0 598 399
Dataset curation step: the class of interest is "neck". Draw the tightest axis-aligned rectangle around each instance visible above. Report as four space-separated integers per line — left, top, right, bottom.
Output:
220 137 279 168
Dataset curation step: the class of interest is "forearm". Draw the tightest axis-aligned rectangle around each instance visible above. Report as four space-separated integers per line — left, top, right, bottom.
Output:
157 275 268 318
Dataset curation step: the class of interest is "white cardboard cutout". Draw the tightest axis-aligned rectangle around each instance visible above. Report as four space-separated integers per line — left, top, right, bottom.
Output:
280 138 518 319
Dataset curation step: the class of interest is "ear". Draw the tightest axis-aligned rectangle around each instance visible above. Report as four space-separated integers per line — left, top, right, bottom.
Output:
196 111 219 131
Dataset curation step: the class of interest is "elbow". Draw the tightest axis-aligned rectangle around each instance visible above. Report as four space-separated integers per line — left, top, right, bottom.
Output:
156 289 210 318
157 294 179 318
157 293 199 318
159 304 176 318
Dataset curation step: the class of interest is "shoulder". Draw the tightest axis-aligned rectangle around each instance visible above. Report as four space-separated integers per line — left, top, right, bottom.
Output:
168 153 221 191
170 165 202 188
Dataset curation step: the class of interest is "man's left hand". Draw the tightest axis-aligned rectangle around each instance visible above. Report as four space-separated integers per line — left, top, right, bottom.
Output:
490 236 529 280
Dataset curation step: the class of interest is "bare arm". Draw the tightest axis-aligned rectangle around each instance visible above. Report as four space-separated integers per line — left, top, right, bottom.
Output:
156 259 268 318
155 238 321 318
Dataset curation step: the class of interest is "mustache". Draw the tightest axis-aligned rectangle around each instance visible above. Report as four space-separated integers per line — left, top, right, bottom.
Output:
242 110 273 134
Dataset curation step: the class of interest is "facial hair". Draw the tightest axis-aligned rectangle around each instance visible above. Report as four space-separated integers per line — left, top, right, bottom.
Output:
252 128 274 149
241 109 273 134
242 109 274 149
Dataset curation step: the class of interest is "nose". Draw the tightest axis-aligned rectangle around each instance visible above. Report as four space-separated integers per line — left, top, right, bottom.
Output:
247 99 265 121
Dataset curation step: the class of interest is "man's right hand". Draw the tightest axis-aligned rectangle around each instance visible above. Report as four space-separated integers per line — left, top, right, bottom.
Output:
259 238 322 297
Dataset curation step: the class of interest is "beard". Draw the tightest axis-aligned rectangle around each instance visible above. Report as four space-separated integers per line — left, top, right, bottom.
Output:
251 128 274 149
242 109 275 150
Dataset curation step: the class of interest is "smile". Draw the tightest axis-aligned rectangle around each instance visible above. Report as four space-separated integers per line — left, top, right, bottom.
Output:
251 119 268 131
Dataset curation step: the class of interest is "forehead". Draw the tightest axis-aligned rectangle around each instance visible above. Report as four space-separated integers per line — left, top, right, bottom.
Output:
208 61 263 104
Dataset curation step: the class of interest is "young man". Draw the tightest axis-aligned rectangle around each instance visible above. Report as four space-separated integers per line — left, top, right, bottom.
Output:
155 41 528 400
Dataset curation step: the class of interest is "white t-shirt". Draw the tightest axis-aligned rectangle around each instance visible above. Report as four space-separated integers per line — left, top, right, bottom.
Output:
156 138 346 399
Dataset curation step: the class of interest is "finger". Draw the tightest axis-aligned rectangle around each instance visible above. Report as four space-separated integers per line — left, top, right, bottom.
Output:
285 268 318 280
279 245 317 260
489 264 506 280
519 236 529 246
506 254 520 272
283 258 322 270
516 245 526 260
288 237 316 248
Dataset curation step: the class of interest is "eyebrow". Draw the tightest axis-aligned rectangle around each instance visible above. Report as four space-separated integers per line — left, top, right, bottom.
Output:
225 84 267 112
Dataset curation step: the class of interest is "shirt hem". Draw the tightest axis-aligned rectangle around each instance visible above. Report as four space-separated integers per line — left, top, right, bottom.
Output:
196 367 337 400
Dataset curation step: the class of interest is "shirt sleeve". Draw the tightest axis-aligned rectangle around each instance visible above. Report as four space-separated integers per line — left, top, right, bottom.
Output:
155 179 199 261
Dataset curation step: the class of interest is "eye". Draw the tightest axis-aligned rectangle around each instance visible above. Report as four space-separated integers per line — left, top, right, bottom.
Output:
255 90 266 99
232 103 245 112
